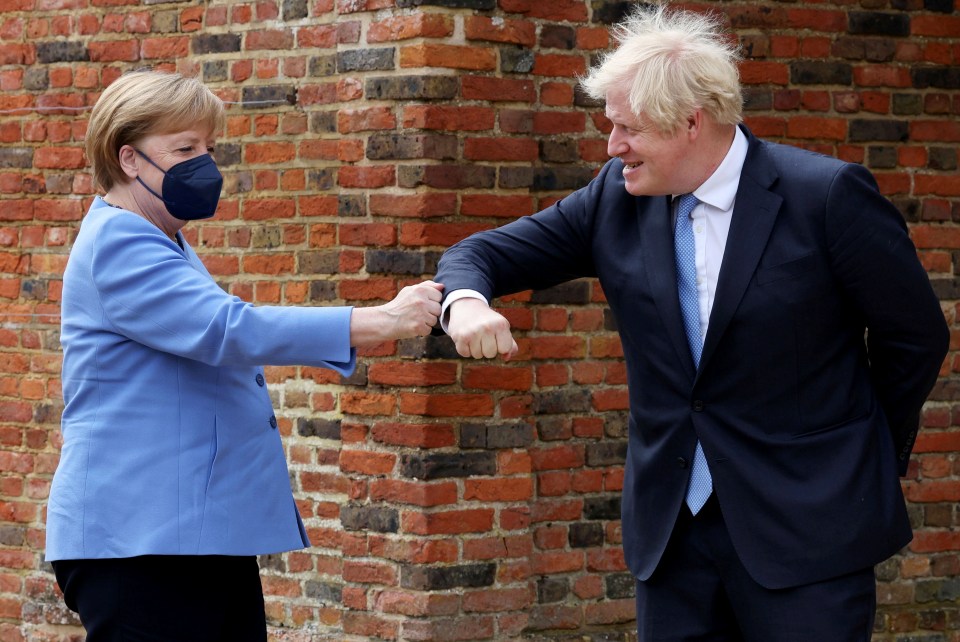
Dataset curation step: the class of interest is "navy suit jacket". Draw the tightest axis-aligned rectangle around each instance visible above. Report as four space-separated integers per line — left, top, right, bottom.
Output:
436 126 948 589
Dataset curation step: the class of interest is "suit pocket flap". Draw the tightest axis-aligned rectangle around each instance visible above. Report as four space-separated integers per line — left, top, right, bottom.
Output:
756 252 821 285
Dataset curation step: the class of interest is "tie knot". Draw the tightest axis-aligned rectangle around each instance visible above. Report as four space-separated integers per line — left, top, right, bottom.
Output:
676 193 699 220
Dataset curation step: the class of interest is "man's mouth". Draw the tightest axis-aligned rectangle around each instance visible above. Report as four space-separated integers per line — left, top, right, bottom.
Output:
623 161 642 170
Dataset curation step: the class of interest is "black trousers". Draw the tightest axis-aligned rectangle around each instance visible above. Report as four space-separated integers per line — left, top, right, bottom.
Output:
53 555 267 642
635 495 877 641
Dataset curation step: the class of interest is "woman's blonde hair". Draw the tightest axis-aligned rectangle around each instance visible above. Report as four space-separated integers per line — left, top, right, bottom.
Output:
86 70 225 191
581 3 743 134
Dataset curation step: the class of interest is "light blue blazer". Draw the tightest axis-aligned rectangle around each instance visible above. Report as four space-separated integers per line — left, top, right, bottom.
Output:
46 197 356 561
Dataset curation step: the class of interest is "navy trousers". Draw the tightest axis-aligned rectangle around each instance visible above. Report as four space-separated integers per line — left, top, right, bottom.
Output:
53 554 267 642
636 496 877 641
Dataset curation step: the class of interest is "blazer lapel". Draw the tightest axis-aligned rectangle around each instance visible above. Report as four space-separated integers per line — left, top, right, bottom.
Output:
639 194 698 378
699 131 783 374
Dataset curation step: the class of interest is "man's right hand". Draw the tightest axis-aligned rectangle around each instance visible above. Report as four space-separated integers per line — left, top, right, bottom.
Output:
447 298 519 360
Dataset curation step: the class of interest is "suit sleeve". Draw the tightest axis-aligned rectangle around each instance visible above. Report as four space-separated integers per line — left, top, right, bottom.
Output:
825 163 948 475
91 213 356 373
436 160 619 301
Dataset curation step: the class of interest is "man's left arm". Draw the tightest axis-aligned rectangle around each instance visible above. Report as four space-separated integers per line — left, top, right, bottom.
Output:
826 163 949 475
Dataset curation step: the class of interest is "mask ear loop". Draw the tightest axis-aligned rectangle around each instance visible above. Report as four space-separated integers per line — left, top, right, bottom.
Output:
132 149 169 205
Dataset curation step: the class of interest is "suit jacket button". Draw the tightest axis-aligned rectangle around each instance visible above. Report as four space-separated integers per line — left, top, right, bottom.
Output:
269 415 277 429
256 373 265 387
692 400 704 412
677 457 688 469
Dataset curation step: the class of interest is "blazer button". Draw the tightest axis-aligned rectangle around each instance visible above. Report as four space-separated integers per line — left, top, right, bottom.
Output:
692 400 704 412
677 457 688 469
269 415 277 429
256 373 265 387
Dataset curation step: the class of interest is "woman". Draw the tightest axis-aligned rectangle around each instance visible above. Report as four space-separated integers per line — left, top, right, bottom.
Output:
46 70 442 640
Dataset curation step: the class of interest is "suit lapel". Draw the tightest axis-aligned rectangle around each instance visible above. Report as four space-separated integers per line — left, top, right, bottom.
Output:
699 132 783 375
639 194 698 378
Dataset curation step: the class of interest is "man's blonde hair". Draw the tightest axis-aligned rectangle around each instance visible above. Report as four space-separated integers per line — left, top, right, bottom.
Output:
86 70 224 191
581 3 743 134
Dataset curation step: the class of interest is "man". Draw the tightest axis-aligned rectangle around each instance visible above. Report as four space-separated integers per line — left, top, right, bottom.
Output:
435 4 948 640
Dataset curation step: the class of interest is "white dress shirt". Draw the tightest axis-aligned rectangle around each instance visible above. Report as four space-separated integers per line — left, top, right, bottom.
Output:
442 127 749 335
681 126 748 340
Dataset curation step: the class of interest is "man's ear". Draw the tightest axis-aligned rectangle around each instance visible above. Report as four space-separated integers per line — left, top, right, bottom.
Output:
117 145 139 179
686 109 703 141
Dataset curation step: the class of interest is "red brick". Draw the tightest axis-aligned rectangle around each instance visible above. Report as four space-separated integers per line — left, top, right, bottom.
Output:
339 450 396 475
465 16 536 46
739 60 789 85
241 198 296 220
297 24 337 48
462 365 533 391
369 13 453 42
464 137 538 161
533 111 586 134
533 53 586 78
140 36 188 59
342 612 397 639
244 141 296 164
462 586 535 613
585 598 635 625
340 391 397 416
338 165 395 188
463 534 533 560
369 192 457 218
854 65 912 88
370 479 458 507
399 222 493 247
400 44 496 71
463 477 533 502
33 147 84 169
88 39 138 62
911 14 960 38
462 76 536 102
374 590 459 617
460 194 535 218
532 550 583 574
342 560 397 585
297 82 337 106
341 277 397 301
402 105 494 131
785 116 846 141
370 422 455 449
911 120 960 143
399 392 494 417
592 388 628 411
339 223 397 247
245 28 293 50
531 445 585 471
499 0 588 22
910 530 960 553
369 535 459 564
338 106 396 133
402 508 494 534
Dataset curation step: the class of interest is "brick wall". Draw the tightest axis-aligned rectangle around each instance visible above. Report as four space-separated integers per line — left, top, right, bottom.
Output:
0 0 958 640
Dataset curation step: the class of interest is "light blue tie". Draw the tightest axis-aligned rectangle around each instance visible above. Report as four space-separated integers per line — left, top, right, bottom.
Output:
674 193 713 514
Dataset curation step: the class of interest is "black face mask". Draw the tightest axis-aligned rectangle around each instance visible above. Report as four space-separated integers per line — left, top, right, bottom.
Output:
135 149 223 221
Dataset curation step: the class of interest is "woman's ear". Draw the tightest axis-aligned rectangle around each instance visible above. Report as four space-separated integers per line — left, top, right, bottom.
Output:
117 145 139 179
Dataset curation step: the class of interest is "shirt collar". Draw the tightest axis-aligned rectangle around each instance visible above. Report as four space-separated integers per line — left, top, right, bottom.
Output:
688 126 748 213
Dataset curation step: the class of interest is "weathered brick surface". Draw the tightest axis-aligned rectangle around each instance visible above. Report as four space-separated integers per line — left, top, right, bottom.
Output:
0 1 957 640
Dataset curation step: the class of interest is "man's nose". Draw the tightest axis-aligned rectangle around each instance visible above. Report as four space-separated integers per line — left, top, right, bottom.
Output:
607 126 627 158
